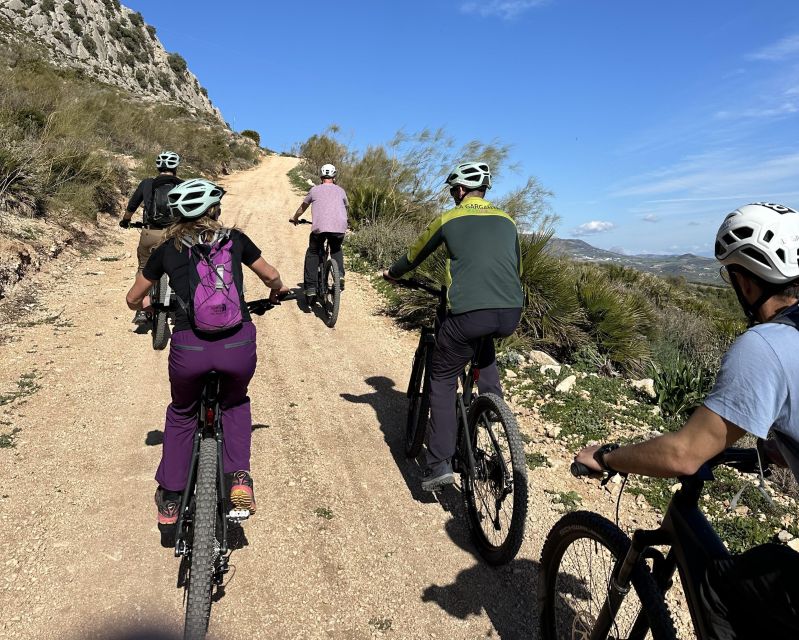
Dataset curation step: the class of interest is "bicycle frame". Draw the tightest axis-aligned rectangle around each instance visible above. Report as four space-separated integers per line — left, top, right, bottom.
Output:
174 372 232 581
315 237 331 298
590 469 734 640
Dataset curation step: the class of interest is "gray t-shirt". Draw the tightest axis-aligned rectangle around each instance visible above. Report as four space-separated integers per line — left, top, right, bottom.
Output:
303 183 349 234
704 320 799 481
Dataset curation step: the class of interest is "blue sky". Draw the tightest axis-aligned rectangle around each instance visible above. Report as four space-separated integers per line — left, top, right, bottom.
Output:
124 1 799 256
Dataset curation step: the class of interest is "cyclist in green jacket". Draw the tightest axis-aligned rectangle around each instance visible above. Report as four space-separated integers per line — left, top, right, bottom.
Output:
384 162 524 491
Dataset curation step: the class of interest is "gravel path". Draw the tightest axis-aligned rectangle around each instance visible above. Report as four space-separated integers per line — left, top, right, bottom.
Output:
0 157 573 639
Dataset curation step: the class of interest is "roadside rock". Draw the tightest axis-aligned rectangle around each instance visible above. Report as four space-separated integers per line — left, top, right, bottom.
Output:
631 378 657 399
777 529 794 543
555 375 576 394
504 369 518 379
529 350 559 366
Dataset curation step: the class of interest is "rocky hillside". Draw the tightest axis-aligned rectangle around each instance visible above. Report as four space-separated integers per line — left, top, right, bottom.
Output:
0 0 221 122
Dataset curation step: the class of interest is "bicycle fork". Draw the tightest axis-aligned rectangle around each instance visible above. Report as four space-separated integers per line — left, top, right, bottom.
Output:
590 529 671 640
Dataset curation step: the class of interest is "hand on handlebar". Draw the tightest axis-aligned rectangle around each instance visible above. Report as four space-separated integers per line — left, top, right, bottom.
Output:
119 218 130 229
289 218 298 226
574 444 603 475
269 285 292 303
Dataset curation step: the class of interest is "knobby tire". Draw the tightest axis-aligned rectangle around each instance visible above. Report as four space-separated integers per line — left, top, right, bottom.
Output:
405 338 432 458
183 438 218 640
539 510 677 640
324 258 341 328
462 393 528 565
152 311 169 350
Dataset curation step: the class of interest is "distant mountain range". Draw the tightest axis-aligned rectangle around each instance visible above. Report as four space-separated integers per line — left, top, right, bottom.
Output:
547 238 721 284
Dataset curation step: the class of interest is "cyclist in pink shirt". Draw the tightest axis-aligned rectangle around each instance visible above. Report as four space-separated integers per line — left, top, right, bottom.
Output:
290 163 349 302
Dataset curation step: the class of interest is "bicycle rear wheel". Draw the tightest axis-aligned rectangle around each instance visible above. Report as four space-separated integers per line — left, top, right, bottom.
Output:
324 258 341 328
152 310 169 350
539 511 677 640
183 437 218 640
405 336 432 458
462 393 527 565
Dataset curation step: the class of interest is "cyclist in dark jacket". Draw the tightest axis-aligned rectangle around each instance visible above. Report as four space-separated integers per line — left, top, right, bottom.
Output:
575 202 799 638
384 161 524 491
120 151 183 323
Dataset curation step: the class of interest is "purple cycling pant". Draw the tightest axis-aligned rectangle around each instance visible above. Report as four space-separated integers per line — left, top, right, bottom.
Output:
155 322 257 491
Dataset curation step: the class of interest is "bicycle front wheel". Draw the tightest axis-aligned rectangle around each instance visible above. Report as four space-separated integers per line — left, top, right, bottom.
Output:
324 259 340 328
539 511 677 640
183 437 218 640
405 337 432 458
462 393 528 565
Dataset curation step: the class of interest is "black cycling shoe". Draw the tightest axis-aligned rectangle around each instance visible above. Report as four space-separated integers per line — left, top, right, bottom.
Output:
421 460 456 492
154 487 180 525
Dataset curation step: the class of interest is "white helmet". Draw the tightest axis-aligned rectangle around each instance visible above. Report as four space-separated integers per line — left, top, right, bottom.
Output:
320 163 337 178
156 151 180 170
167 179 225 219
715 202 799 284
446 161 492 190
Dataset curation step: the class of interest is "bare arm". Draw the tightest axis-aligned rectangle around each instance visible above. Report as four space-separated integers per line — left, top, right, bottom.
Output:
575 406 746 478
126 272 155 310
291 201 310 223
248 257 285 290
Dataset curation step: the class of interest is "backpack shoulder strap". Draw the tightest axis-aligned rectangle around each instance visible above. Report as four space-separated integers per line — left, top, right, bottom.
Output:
768 303 799 329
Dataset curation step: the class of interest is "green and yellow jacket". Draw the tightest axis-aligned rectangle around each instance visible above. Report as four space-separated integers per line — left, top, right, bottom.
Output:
388 197 524 314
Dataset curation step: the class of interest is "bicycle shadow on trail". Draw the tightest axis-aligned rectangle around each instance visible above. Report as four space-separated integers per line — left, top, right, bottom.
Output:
339 376 436 504
420 518 540 639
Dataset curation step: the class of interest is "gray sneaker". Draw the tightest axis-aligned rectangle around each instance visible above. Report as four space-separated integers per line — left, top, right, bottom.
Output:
421 460 455 492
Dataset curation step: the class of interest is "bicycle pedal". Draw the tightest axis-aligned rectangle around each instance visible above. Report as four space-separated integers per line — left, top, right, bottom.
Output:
227 508 251 523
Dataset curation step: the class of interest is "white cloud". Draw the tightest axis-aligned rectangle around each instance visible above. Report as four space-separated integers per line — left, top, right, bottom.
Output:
747 34 799 62
642 213 659 223
573 221 615 236
460 0 548 19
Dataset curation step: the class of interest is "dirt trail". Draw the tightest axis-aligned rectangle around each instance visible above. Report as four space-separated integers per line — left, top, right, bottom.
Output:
0 157 562 639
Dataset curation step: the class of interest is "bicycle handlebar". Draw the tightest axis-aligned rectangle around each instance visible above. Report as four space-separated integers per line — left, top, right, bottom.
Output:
389 276 443 297
127 221 145 229
246 292 297 315
570 447 769 479
290 219 312 225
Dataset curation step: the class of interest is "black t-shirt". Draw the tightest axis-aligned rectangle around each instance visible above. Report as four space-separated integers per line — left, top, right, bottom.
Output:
126 174 183 227
143 229 262 333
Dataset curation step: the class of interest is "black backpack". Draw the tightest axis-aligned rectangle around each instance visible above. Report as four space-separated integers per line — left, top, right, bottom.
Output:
145 178 181 227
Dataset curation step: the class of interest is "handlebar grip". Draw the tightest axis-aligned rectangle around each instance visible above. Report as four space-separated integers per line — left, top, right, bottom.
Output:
570 461 594 477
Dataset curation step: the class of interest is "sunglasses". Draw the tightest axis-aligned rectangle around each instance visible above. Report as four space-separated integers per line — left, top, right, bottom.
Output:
719 265 734 285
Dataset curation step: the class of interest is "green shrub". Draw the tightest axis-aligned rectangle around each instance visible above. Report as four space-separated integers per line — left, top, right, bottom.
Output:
134 69 147 89
240 129 260 146
156 71 171 92
167 52 187 74
128 11 144 28
68 16 82 36
40 0 55 12
81 34 97 56
652 355 714 417
146 25 156 39
200 86 209 98
63 1 77 18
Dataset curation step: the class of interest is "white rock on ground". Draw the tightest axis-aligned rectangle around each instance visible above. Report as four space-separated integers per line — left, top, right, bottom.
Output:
788 538 799 553
529 350 559 366
539 364 561 376
555 375 577 393
631 378 657 399
778 529 794 543
504 369 518 379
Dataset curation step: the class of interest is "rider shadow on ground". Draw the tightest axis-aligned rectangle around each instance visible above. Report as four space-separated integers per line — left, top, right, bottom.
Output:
145 430 164 446
291 282 330 324
421 518 539 639
421 517 592 639
340 376 436 505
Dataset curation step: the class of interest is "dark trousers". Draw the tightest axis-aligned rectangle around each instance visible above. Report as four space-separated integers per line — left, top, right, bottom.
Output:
304 232 345 294
427 308 522 465
155 322 257 491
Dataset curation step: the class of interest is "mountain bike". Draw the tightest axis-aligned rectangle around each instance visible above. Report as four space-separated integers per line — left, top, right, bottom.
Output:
538 447 775 640
291 219 340 327
129 221 173 350
395 277 528 565
175 296 293 640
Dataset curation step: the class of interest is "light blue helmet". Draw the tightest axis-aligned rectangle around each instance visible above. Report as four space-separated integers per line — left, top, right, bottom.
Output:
167 179 224 219
156 151 180 170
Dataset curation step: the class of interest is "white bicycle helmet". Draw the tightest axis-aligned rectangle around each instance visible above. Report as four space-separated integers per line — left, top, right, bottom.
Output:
156 151 180 170
320 163 337 178
445 161 492 190
167 179 225 219
715 202 799 284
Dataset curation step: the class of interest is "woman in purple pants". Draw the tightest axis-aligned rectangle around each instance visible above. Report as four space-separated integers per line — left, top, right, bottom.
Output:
125 179 289 525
